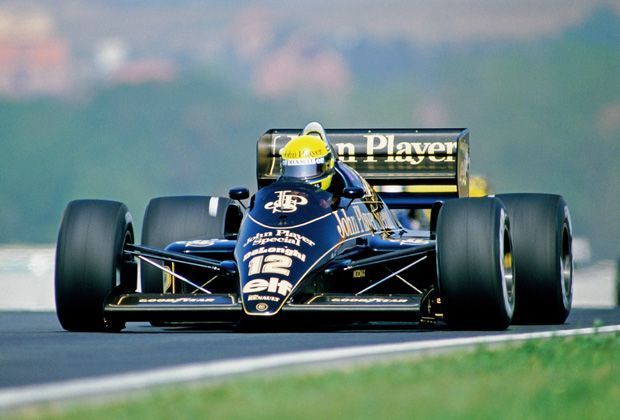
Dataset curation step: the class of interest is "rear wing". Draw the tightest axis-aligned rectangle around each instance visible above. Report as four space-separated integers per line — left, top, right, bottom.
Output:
257 129 469 208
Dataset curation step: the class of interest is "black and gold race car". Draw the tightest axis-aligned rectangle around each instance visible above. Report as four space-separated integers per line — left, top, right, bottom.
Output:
55 127 573 331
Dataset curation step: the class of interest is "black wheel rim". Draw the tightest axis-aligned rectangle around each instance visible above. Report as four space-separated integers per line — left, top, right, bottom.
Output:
500 214 515 315
560 222 573 308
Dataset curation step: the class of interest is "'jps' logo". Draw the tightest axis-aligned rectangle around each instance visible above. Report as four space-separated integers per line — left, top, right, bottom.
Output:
265 190 308 213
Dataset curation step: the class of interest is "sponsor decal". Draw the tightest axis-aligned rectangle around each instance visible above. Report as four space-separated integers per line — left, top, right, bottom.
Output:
186 239 221 247
273 134 458 166
255 302 269 312
334 204 397 239
353 206 382 231
243 277 293 296
283 157 324 166
264 190 308 213
281 144 326 159
336 135 457 165
400 238 428 245
243 229 315 247
138 297 216 303
243 246 306 263
334 210 363 239
330 297 409 304
248 255 292 276
247 294 281 302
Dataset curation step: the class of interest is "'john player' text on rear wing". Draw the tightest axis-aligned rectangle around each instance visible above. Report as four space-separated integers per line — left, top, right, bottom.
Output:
256 128 470 208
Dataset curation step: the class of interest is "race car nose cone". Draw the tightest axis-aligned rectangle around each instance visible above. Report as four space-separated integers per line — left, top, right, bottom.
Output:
242 276 293 316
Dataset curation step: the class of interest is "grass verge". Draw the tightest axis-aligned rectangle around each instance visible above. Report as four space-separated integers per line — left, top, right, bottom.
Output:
8 333 620 420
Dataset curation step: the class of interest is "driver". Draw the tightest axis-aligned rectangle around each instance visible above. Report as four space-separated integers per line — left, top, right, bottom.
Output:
279 122 336 191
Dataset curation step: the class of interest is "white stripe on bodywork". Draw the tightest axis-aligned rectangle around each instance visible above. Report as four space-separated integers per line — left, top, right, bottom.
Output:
208 197 219 218
247 211 334 230
1 324 619 409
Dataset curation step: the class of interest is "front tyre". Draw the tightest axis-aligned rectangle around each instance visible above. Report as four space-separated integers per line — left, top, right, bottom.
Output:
55 200 134 332
141 196 241 293
436 197 515 329
496 194 573 324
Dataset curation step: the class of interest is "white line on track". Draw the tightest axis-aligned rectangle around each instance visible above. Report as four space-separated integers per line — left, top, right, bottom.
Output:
1 324 619 410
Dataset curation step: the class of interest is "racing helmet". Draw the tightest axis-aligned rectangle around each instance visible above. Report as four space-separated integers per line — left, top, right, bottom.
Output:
280 133 335 190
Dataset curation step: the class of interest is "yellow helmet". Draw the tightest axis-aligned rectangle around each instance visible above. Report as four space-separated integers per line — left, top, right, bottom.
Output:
280 134 335 190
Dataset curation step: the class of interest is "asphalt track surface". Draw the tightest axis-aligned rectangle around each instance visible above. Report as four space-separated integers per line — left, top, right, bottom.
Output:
1 308 619 391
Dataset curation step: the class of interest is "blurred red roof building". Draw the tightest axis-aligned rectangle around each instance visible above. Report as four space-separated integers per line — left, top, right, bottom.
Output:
0 9 71 98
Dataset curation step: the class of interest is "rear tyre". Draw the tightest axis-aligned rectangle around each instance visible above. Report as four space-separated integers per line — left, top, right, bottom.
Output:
436 197 515 329
496 194 572 324
140 196 241 293
55 200 134 332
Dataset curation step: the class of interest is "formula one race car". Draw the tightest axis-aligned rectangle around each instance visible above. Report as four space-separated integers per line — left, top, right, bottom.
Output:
55 125 573 332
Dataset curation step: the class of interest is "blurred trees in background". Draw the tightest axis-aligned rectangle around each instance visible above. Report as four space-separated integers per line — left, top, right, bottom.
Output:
0 8 618 259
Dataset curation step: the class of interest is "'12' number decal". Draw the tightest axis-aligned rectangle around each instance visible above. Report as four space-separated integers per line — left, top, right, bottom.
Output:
247 255 292 276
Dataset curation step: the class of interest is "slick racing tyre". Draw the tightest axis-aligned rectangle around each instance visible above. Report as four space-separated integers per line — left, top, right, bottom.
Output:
140 196 241 293
436 197 515 329
496 194 572 324
55 200 134 332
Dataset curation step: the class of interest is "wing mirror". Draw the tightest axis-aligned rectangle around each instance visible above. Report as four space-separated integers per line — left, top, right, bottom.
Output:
229 187 249 209
229 187 249 201
342 187 364 200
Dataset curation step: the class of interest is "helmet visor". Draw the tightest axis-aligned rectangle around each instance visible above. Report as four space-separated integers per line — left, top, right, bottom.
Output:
281 157 329 180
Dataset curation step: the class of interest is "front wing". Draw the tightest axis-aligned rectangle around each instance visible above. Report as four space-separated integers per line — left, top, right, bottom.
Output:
105 243 438 325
